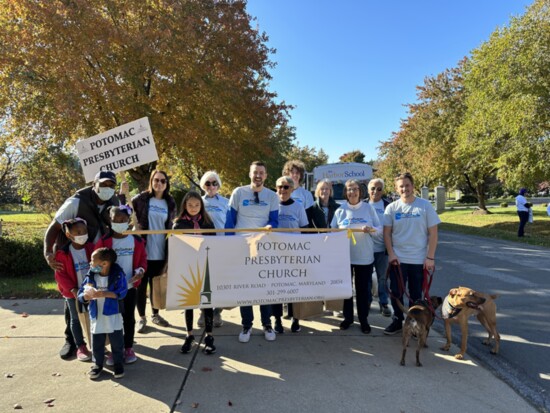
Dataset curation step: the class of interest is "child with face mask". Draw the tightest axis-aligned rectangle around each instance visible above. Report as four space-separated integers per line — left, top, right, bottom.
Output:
54 218 94 361
79 247 128 380
94 205 147 365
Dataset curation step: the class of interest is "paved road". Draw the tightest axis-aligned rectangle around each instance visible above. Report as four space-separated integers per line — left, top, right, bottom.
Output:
431 230 550 412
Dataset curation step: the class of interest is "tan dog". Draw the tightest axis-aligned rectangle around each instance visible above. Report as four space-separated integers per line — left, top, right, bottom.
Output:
441 286 500 360
399 296 443 367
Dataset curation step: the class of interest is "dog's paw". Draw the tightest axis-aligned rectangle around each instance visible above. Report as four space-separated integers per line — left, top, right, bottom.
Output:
490 349 498 355
454 353 464 360
416 361 423 367
482 339 490 346
440 344 451 351
400 359 405 366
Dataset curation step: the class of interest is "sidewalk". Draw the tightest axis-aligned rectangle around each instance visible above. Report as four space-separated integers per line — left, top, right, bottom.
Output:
0 299 537 413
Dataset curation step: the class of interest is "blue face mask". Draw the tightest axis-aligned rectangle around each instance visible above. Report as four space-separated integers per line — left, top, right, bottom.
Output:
90 264 102 274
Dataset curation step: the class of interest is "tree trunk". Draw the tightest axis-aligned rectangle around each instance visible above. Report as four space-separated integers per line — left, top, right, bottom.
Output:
128 163 157 192
475 183 489 212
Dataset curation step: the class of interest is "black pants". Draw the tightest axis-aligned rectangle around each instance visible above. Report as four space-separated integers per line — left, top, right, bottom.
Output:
64 301 75 346
92 329 124 368
137 260 165 317
123 288 137 348
185 308 213 334
517 210 529 237
343 264 373 325
389 263 424 321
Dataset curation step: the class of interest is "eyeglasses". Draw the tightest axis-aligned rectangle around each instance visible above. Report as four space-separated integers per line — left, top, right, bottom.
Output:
277 185 291 190
254 192 260 204
205 181 219 187
153 178 167 184
370 187 382 192
346 188 359 192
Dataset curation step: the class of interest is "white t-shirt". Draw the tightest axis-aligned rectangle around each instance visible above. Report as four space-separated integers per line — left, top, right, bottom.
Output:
291 187 314 209
112 236 135 288
331 201 381 265
203 194 229 236
369 199 386 253
278 201 309 229
91 275 123 334
146 198 168 260
383 197 441 265
69 245 89 286
55 197 105 244
515 195 530 212
228 186 279 229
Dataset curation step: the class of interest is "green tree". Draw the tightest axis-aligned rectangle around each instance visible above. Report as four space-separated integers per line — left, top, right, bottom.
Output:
339 150 365 163
0 0 291 191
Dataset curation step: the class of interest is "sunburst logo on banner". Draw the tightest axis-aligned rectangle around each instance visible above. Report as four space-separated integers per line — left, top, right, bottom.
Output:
176 246 213 308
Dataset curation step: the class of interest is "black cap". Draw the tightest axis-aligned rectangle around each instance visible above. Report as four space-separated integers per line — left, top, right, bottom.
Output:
94 171 117 184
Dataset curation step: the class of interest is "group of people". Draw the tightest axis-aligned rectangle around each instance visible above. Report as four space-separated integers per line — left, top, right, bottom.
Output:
44 160 440 380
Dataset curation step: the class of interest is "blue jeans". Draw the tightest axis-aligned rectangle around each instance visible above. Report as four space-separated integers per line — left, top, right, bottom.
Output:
240 305 272 329
373 251 389 306
65 298 85 347
389 263 424 321
92 329 124 367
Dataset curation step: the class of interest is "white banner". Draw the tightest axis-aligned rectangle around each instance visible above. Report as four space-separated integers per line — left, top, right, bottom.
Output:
166 232 352 310
76 117 158 182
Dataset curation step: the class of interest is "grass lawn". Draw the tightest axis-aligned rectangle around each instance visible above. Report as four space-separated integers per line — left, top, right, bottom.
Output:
1 206 549 298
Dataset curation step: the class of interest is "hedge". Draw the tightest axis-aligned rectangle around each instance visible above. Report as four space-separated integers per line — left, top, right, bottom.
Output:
0 228 48 277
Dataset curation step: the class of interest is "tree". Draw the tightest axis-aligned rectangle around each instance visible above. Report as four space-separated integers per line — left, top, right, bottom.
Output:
339 150 365 163
0 133 22 203
0 0 292 191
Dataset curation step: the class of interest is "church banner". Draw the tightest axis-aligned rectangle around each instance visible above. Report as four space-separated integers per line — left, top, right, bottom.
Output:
76 117 158 182
165 231 352 310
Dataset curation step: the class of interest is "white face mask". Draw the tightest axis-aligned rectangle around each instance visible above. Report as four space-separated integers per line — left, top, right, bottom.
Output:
96 185 115 201
111 222 129 234
72 234 89 245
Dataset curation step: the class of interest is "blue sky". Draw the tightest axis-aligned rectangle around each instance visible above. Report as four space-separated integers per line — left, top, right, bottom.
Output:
246 0 534 163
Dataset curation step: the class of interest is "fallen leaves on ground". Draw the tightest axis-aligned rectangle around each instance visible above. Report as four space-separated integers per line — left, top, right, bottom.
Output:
191 402 199 408
21 312 29 318
201 367 212 372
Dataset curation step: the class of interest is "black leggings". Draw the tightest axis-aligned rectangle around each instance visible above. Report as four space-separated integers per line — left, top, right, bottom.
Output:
123 288 137 348
185 309 213 334
137 259 166 317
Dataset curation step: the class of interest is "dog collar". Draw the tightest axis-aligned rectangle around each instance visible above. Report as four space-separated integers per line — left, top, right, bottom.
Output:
442 296 461 319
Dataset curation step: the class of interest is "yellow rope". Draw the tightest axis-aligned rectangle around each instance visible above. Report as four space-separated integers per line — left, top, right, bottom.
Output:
127 227 376 235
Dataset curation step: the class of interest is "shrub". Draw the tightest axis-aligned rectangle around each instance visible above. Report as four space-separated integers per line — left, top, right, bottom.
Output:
457 194 478 204
0 226 48 277
500 202 508 207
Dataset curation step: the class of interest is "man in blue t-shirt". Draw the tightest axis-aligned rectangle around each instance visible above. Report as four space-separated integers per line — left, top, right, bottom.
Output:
226 161 279 343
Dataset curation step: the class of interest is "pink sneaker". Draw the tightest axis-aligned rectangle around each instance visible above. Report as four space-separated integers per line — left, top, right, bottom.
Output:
124 348 137 364
76 345 91 362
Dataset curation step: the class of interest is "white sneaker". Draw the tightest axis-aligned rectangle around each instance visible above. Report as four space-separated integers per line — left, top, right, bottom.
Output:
197 311 205 327
213 312 223 327
264 326 276 341
238 327 251 343
137 318 147 333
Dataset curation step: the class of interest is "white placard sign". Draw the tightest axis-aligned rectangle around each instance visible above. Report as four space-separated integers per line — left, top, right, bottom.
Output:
76 117 158 182
166 231 352 310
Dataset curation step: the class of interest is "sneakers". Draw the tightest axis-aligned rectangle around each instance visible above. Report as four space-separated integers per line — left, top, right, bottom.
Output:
105 353 114 366
197 311 205 327
213 312 223 327
291 319 301 333
274 318 284 334
339 319 353 330
137 317 147 333
380 304 392 317
180 335 196 353
238 327 251 343
124 348 137 364
76 345 91 362
151 314 170 327
59 341 76 360
264 326 276 341
361 321 371 334
203 335 216 355
113 364 124 379
88 365 102 380
384 319 403 335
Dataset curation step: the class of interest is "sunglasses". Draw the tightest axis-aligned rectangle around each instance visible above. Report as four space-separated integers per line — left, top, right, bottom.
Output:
205 181 219 187
153 178 167 184
254 192 260 204
277 185 291 190
370 187 382 192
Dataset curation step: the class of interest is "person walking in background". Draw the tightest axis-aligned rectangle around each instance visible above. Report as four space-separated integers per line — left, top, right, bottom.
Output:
173 191 216 354
515 188 532 237
44 170 123 359
225 161 279 343
383 172 440 335
366 178 392 317
132 170 177 332
199 171 229 328
95 205 147 365
331 179 381 334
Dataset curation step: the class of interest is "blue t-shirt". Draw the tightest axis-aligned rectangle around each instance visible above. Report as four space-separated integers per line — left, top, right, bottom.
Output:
146 198 168 260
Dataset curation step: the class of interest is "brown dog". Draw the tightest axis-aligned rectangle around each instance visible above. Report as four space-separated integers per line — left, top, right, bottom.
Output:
441 286 500 360
399 296 443 367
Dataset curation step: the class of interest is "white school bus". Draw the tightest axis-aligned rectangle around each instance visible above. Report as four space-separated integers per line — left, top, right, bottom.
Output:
305 162 373 201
